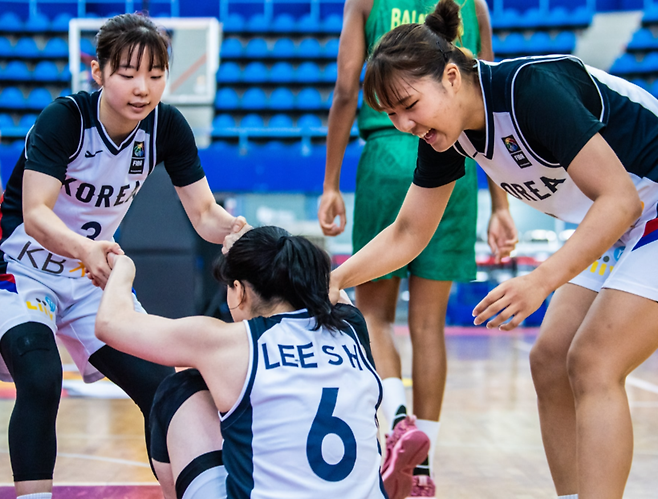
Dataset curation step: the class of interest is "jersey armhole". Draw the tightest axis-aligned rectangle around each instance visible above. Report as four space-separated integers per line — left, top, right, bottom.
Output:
219 321 257 425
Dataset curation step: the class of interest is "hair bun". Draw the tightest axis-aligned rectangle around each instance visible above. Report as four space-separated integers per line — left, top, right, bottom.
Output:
424 0 461 43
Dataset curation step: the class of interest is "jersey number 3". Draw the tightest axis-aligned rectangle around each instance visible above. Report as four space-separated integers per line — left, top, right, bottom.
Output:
306 387 357 482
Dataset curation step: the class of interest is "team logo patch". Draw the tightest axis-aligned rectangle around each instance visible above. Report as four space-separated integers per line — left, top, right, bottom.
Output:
129 141 145 174
502 135 531 168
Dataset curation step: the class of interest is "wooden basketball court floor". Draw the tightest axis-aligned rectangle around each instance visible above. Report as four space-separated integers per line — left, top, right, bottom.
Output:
0 326 656 498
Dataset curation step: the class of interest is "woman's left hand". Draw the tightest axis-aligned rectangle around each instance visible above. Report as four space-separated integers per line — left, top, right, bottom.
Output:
222 216 251 254
472 272 550 330
487 208 518 263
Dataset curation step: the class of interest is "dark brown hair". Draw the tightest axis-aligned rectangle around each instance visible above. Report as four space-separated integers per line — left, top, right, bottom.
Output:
363 0 478 111
95 13 170 74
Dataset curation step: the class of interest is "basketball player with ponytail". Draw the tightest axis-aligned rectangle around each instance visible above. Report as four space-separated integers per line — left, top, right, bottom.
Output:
96 226 387 499
331 0 658 497
319 0 516 495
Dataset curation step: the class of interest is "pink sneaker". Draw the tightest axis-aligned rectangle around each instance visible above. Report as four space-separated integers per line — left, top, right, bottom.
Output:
408 474 436 497
381 415 431 499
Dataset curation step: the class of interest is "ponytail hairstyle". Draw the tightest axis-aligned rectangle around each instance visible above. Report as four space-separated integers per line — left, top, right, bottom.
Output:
213 226 350 332
95 13 170 75
363 0 478 112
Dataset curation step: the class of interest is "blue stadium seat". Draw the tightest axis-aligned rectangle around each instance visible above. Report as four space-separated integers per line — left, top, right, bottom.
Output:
51 12 73 32
3 61 31 81
24 13 50 32
324 90 334 109
628 28 657 51
269 114 293 128
273 14 296 33
501 33 526 55
43 37 69 58
243 62 269 83
246 14 270 33
0 88 26 109
360 64 366 82
241 113 265 128
217 62 241 83
552 31 576 53
296 88 322 110
80 38 95 56
296 62 321 83
59 88 71 97
223 13 245 33
18 113 38 129
640 52 658 73
26 88 53 110
270 62 294 83
298 114 322 129
322 62 338 83
0 37 13 58
522 8 542 29
527 32 551 54
244 38 269 58
650 80 658 97
269 87 295 110
323 38 340 58
215 88 240 110
14 38 40 58
212 114 236 129
322 14 343 33
33 61 60 82
491 8 521 31
610 53 638 75
272 38 296 58
0 12 23 32
241 88 267 110
546 7 569 28
296 14 320 34
0 114 15 129
221 38 243 58
59 64 71 83
298 38 321 58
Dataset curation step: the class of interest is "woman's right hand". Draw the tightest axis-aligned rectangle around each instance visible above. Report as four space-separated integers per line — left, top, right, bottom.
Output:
81 240 124 289
318 189 347 237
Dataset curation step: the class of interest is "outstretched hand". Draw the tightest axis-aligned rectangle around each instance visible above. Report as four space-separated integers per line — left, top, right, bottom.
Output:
472 273 550 331
222 216 251 254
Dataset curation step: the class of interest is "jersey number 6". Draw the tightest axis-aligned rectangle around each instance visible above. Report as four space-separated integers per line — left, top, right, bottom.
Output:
306 387 357 482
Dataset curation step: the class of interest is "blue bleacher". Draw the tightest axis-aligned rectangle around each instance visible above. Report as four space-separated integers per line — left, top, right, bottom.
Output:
33 61 60 82
272 38 296 58
243 61 269 83
0 87 26 110
42 37 69 58
241 87 267 110
221 38 243 58
269 113 294 127
2 61 31 81
0 37 13 57
296 61 321 83
297 38 321 58
241 113 265 127
269 87 295 110
269 61 294 83
0 12 23 32
14 37 40 58
244 37 269 58
26 88 53 110
215 88 240 110
217 61 241 83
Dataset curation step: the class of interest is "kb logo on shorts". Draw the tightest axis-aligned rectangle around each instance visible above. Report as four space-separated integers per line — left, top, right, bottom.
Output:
129 141 145 175
502 135 531 169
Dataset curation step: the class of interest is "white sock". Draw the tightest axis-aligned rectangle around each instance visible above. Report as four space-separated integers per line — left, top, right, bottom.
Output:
414 419 440 476
17 494 52 499
381 377 407 431
558 495 578 499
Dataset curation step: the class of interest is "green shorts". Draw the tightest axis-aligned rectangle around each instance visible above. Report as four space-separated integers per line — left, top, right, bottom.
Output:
352 129 477 282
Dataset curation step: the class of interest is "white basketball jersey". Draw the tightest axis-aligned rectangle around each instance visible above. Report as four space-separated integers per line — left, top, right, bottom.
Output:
220 306 386 499
0 90 204 277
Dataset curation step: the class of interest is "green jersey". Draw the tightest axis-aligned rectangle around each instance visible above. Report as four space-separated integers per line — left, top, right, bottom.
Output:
357 0 481 136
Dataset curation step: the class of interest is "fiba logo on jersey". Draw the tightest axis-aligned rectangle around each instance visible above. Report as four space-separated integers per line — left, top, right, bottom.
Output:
130 141 145 174
502 135 531 168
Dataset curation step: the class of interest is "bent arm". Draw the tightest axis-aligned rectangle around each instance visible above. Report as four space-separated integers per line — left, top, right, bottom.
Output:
474 133 642 329
175 177 245 244
475 0 494 62
332 182 454 290
319 0 369 236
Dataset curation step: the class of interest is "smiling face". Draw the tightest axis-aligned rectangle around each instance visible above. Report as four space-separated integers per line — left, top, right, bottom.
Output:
380 65 484 152
92 46 167 142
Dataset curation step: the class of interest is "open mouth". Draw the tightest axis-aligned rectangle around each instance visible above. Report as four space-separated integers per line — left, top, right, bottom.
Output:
421 128 436 143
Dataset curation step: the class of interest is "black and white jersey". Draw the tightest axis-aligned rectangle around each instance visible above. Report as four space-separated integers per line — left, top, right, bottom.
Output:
414 55 658 223
0 90 205 277
220 306 386 499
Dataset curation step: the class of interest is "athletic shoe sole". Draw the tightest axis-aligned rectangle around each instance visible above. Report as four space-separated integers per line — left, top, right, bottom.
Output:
381 430 430 499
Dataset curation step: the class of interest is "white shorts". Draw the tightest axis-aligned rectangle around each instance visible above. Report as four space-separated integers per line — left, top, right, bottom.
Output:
181 466 227 499
0 258 146 383
570 202 658 302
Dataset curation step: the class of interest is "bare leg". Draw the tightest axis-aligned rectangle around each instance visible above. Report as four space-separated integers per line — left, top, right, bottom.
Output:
355 278 402 380
15 480 52 496
152 461 176 499
166 390 224 481
406 277 452 421
529 283 596 495
568 289 658 499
